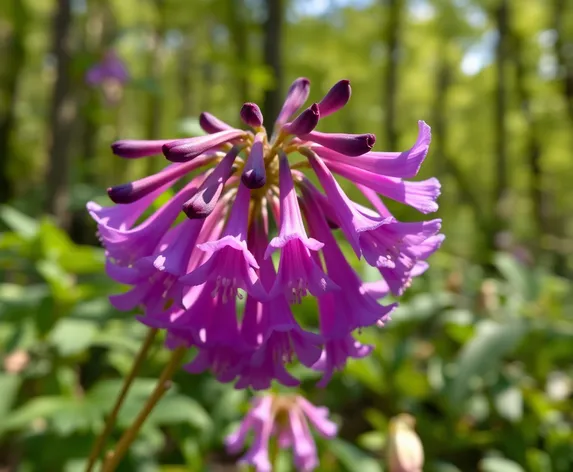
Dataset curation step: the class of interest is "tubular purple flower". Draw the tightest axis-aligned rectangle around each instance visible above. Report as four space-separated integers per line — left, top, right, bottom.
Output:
107 217 206 314
240 102 264 128
236 222 321 389
199 111 234 134
163 129 246 162
97 177 204 265
107 155 217 204
265 153 338 303
301 190 396 332
317 79 351 117
312 120 431 178
299 131 375 156
180 183 267 301
242 133 266 189
313 335 373 387
183 147 240 218
283 103 320 136
275 77 311 126
323 158 441 214
111 139 172 158
226 394 337 472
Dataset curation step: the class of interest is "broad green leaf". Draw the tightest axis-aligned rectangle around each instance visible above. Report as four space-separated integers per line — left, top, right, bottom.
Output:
49 318 98 356
326 438 382 472
480 457 526 472
148 394 212 431
0 373 22 418
0 206 38 239
448 320 525 406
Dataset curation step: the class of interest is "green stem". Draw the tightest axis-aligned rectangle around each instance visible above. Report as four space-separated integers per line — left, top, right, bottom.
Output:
101 347 187 472
84 328 158 472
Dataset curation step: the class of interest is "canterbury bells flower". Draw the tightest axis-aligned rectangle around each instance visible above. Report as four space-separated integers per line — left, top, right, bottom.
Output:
88 77 443 388
225 394 337 472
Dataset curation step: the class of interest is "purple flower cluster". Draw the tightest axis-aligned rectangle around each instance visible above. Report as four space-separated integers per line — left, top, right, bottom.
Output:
88 77 443 389
226 394 337 472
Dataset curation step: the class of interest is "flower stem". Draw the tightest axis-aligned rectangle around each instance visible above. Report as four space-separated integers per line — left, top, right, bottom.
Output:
85 328 158 472
101 347 187 472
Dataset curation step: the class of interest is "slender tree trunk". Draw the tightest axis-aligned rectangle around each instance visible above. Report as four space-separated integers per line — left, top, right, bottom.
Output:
382 0 403 149
145 0 166 176
178 35 195 118
45 0 76 228
228 0 249 103
512 33 547 253
432 47 487 232
550 0 571 275
262 0 283 126
553 0 573 122
493 0 509 231
0 0 27 203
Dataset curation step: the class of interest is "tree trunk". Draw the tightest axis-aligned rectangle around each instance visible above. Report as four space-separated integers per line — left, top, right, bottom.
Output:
44 0 76 228
432 48 487 235
0 0 27 203
512 33 546 252
144 0 166 176
178 35 195 118
553 0 573 122
262 0 283 126
493 0 509 233
228 0 249 103
382 0 403 149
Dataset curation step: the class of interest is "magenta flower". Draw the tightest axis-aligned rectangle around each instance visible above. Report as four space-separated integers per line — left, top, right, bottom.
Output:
88 77 443 387
85 49 129 104
86 50 129 86
226 394 337 472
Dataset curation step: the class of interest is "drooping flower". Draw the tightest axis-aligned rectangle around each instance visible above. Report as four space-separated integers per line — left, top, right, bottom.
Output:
88 76 443 387
226 394 338 472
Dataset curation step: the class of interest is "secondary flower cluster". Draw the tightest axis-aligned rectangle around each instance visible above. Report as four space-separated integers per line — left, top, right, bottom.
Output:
88 77 443 389
226 394 337 472
85 50 129 104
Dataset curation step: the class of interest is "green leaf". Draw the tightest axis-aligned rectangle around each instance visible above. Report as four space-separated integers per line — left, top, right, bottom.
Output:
448 320 525 406
0 205 38 239
0 373 22 418
326 438 382 472
148 395 212 431
494 252 538 301
49 319 98 356
480 457 526 472
0 396 69 433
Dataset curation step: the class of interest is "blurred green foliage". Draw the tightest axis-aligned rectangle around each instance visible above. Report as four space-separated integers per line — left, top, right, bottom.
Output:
1 207 572 471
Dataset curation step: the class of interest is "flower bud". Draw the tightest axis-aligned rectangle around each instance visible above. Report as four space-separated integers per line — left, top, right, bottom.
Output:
111 139 170 158
318 79 351 117
240 102 264 128
163 129 245 162
386 414 424 472
275 77 311 125
199 112 233 134
300 131 375 156
284 103 320 136
241 132 266 189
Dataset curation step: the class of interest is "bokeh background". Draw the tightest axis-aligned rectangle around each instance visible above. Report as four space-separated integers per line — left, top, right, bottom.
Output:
1 0 573 470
